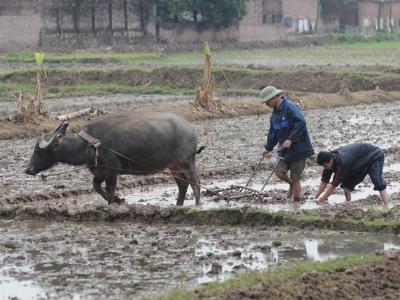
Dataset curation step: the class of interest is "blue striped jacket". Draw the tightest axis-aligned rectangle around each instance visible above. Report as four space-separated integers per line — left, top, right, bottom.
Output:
265 97 314 161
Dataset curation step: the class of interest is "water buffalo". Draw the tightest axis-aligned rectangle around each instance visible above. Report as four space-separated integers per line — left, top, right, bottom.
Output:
25 113 203 206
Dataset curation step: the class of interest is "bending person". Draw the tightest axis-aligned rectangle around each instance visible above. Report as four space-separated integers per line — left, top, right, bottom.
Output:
315 143 389 206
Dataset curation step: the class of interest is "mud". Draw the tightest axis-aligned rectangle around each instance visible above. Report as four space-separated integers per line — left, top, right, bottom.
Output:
2 66 400 298
210 250 400 300
2 100 400 214
1 219 399 300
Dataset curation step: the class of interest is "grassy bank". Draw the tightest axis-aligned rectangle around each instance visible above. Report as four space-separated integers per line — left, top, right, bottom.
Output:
150 254 383 300
1 65 400 102
1 205 399 234
1 34 400 66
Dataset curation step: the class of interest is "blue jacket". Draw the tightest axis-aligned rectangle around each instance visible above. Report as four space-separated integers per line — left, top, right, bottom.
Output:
265 97 314 162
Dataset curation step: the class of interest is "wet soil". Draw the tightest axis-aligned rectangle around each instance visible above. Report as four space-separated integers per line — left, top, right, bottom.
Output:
2 99 400 215
1 219 399 300
2 65 400 298
209 250 400 300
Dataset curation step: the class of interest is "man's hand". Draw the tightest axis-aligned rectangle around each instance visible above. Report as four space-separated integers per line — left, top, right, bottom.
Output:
263 150 272 158
282 139 293 149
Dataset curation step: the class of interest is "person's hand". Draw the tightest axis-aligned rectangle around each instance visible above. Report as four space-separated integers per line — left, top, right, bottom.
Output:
316 196 327 204
263 150 272 158
282 139 293 149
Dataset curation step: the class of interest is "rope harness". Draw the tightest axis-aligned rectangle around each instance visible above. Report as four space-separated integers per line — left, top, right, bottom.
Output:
78 130 139 168
78 130 101 167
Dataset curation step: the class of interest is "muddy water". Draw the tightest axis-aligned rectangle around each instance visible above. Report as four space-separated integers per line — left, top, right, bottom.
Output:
1 220 399 300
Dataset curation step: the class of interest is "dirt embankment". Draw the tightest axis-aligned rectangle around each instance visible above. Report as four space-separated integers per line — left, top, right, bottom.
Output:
4 66 400 93
1 87 400 140
1 200 400 234
204 251 400 300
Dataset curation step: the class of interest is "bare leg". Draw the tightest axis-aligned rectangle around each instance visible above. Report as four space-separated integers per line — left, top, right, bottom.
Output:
379 189 389 207
292 180 301 202
275 170 292 185
344 188 352 202
276 170 293 198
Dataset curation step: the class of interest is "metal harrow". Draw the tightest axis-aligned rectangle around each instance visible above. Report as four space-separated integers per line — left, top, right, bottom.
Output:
209 153 285 201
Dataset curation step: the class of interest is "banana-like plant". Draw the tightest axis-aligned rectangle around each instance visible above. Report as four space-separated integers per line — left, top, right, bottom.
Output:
32 52 48 116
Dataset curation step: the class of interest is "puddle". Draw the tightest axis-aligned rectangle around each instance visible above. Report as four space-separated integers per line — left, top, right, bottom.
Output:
122 174 400 211
0 277 47 300
1 220 399 299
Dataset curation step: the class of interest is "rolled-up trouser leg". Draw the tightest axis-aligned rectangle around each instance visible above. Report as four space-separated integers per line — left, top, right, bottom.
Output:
368 153 387 191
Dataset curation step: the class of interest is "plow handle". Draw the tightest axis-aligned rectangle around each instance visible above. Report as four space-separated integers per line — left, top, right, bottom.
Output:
244 156 264 187
260 156 284 192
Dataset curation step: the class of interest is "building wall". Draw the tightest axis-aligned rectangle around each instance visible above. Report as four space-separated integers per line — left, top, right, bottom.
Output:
0 0 335 50
159 23 239 43
0 0 42 50
359 1 400 32
283 0 318 32
237 0 318 42
0 15 42 50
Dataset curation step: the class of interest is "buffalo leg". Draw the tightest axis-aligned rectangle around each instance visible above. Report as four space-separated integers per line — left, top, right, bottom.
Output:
105 174 124 204
169 164 189 206
173 171 189 206
180 161 201 206
93 176 108 201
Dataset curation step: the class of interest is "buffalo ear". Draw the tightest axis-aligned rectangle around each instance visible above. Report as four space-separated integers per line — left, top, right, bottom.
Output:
39 121 69 149
56 121 69 136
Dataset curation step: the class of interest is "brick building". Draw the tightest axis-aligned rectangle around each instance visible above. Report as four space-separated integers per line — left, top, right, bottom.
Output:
359 0 400 32
0 0 341 50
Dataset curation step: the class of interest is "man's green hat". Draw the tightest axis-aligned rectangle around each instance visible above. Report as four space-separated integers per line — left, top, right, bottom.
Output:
260 86 282 103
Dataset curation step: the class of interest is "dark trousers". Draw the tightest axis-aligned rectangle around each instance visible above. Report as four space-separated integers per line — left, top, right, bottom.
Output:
341 153 387 192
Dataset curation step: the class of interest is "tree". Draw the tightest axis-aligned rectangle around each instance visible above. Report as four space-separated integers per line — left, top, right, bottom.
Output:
191 0 246 27
158 0 246 28
320 0 358 29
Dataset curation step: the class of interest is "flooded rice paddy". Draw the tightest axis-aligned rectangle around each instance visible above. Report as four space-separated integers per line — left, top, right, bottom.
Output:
2 96 400 299
1 220 400 299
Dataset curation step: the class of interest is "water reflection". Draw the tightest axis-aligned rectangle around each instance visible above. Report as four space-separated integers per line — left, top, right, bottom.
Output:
0 277 47 300
304 239 338 262
196 238 268 284
384 242 400 251
195 235 400 285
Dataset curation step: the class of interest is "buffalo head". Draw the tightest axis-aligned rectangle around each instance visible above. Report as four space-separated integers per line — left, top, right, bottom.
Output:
25 121 69 175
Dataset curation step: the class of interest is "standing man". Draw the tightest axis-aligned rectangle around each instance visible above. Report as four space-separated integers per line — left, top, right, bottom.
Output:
261 86 314 202
315 143 389 206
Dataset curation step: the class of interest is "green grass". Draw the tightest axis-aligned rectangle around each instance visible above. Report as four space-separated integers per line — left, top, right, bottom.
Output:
2 34 400 68
0 82 195 101
150 254 383 300
0 51 167 64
